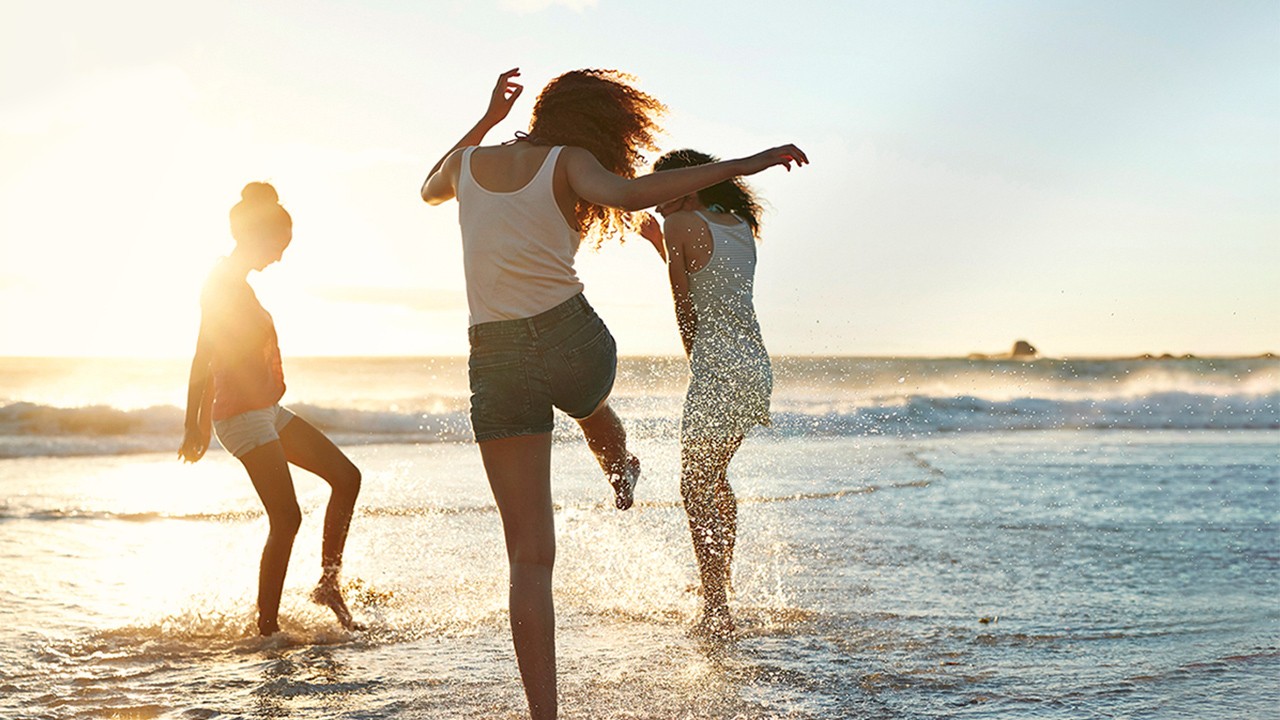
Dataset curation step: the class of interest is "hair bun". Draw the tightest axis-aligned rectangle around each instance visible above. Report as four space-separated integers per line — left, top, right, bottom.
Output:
240 182 279 205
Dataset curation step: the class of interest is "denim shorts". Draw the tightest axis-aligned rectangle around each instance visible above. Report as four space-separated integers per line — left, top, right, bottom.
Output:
213 404 296 458
467 293 617 442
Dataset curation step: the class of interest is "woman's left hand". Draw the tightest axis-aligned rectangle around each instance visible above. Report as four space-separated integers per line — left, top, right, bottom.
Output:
738 143 809 175
483 68 524 126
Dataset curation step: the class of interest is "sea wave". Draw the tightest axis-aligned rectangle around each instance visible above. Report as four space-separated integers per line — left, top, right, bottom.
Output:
769 391 1280 436
1 390 1276 458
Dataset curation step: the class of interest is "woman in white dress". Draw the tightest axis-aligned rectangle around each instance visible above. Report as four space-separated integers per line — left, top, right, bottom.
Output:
645 149 774 638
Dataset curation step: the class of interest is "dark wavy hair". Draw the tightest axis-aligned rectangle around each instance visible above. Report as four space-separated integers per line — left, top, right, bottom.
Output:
654 149 762 238
229 182 291 248
524 69 665 247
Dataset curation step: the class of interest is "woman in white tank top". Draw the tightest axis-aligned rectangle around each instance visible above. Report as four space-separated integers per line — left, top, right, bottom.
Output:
421 68 807 719
644 148 775 640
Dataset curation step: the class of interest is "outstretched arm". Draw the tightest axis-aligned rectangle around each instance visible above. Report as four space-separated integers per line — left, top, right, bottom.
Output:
179 325 215 463
421 68 524 205
562 143 808 212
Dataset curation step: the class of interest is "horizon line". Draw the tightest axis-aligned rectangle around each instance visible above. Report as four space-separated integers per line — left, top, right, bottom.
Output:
0 352 1276 361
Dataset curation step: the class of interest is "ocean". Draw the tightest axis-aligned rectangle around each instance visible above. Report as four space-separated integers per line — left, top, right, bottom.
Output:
1 355 1276 719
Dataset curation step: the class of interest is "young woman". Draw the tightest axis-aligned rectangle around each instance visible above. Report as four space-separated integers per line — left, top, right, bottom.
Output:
179 182 362 636
644 149 775 639
421 69 805 718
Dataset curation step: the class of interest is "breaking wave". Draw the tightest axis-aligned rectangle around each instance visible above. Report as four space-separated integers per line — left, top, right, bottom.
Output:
2 390 1274 458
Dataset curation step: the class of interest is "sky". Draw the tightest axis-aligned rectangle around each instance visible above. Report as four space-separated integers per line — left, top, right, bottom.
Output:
1 0 1276 358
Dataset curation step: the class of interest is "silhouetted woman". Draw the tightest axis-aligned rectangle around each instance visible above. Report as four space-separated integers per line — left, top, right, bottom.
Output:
180 182 362 636
643 149 775 639
421 68 805 718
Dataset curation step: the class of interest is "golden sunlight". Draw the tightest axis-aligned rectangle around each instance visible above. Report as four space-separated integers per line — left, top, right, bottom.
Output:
0 63 468 358
2 67 248 356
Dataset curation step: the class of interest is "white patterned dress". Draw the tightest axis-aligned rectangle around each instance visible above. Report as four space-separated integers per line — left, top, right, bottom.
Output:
680 211 772 443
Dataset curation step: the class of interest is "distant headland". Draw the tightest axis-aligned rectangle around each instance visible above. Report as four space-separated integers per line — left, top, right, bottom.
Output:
967 341 1277 361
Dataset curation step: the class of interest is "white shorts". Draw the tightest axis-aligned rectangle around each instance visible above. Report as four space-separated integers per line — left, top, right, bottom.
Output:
213 404 296 458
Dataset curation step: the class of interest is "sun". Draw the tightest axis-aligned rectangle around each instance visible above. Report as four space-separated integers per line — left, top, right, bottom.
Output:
0 65 254 357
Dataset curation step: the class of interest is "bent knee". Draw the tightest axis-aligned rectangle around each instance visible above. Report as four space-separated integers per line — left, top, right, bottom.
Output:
270 506 303 536
680 471 717 503
338 464 362 497
323 462 360 498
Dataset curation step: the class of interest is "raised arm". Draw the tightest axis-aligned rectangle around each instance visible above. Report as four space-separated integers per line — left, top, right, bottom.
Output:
562 143 808 212
179 323 215 463
421 68 525 205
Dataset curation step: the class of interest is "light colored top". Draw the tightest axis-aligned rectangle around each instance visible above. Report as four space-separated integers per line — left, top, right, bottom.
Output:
681 211 771 440
687 211 768 371
456 145 584 326
201 262 286 420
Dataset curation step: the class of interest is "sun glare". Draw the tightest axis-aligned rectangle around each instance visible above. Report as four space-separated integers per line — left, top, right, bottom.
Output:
0 62 455 358
0 66 254 356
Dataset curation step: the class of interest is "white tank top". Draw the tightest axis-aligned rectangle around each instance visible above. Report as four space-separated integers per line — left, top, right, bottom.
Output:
686 211 768 370
457 145 585 326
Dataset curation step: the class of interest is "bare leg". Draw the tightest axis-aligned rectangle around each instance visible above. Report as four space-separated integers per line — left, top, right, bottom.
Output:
575 400 627 472
712 463 739 598
575 400 640 509
479 433 557 720
680 434 745 638
239 440 302 636
278 417 362 630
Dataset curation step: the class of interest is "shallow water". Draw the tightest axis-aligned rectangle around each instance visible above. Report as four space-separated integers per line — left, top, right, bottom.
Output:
2 429 1276 719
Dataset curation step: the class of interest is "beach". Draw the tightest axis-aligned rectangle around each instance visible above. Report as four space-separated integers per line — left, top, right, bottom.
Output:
1 356 1277 719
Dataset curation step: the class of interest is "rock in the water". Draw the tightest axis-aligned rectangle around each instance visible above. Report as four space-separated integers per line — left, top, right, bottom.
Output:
1010 340 1037 359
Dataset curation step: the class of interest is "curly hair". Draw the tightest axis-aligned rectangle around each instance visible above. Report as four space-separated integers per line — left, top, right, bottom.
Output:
654 149 763 239
524 69 665 247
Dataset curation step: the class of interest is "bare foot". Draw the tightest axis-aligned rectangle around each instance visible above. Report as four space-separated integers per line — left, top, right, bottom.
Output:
691 604 735 641
311 578 364 631
257 616 280 637
609 454 641 510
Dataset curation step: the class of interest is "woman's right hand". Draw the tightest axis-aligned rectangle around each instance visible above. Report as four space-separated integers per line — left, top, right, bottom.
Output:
482 68 524 126
637 213 666 260
179 426 210 463
739 144 809 175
